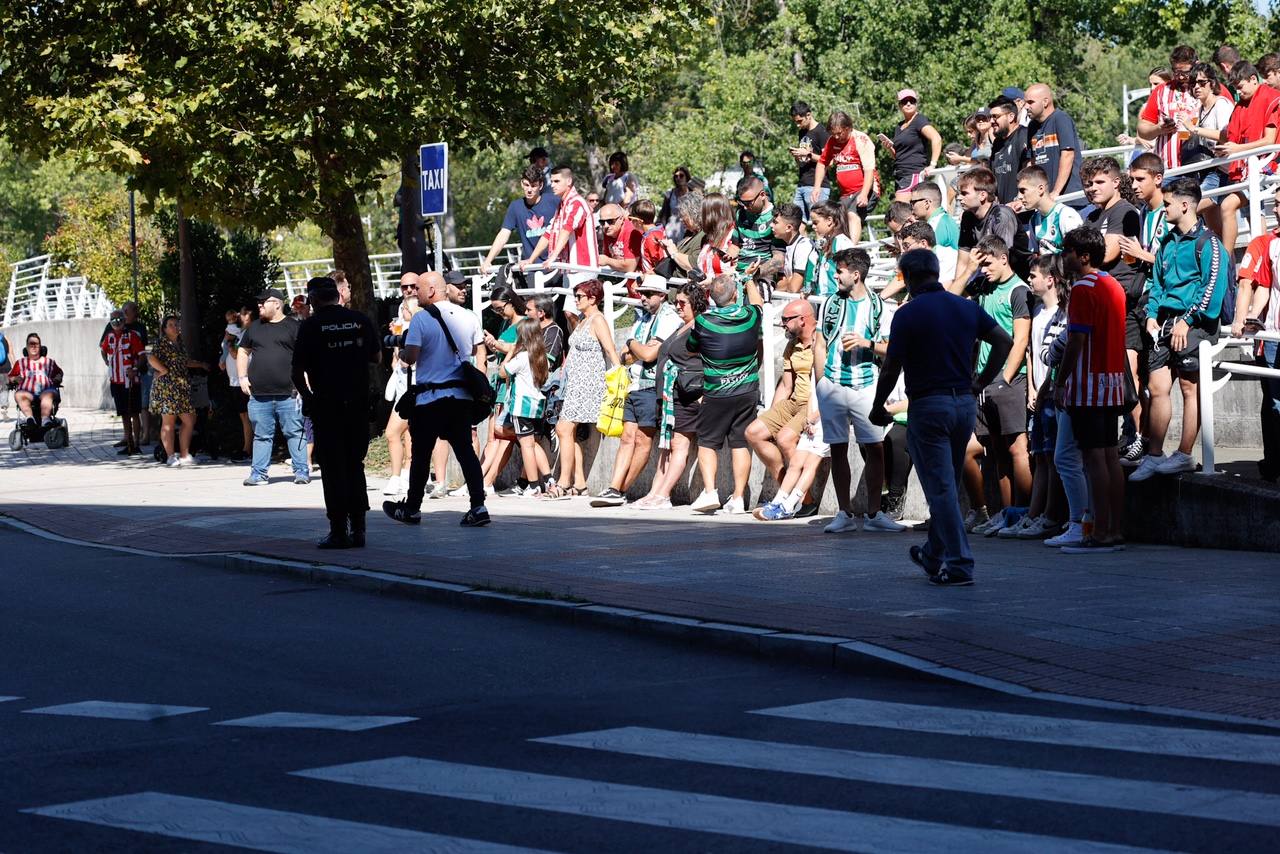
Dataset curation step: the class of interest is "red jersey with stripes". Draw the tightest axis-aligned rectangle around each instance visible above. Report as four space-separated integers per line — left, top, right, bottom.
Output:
1138 83 1202 170
101 328 146 385
1224 84 1280 181
1240 230 1280 333
1064 271 1127 408
7 356 61 394
546 188 598 271
698 234 732 279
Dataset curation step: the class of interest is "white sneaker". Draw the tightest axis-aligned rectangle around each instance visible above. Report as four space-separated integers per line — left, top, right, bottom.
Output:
166 454 182 468
178 455 196 467
862 511 907 532
963 508 990 532
1128 454 1164 482
1045 521 1085 548
382 474 401 495
690 489 722 513
716 496 746 516
1154 450 1195 475
972 509 1007 536
824 510 860 534
636 497 672 511
997 514 1035 539
1016 516 1059 539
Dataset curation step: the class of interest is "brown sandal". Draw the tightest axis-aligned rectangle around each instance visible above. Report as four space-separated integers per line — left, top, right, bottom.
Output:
541 483 572 501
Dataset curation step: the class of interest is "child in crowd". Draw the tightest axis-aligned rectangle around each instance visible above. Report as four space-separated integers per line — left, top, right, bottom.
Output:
499 319 555 496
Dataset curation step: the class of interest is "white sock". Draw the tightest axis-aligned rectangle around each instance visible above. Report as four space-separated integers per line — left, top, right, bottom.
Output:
781 490 803 513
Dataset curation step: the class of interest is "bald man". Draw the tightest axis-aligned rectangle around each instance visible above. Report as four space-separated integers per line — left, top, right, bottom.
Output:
1024 83 1084 203
745 298 816 496
598 203 642 274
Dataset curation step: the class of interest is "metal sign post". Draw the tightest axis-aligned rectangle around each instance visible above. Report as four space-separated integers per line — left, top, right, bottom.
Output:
419 142 448 272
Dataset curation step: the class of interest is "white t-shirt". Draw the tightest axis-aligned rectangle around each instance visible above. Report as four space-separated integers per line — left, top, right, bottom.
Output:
1029 301 1066 391
934 245 958 287
504 351 545 407
223 323 244 386
784 235 816 279
405 301 483 406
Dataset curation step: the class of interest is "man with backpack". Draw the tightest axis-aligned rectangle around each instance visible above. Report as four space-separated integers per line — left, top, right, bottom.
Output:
1130 178 1231 481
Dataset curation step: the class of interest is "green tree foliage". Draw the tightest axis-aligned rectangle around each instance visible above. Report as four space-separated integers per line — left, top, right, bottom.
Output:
41 189 166 321
0 144 120 265
0 0 702 313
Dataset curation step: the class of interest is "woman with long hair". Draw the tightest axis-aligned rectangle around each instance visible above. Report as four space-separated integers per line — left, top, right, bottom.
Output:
695 192 736 280
805 201 852 296
498 318 554 495
544 279 622 499
147 314 207 467
603 151 639 207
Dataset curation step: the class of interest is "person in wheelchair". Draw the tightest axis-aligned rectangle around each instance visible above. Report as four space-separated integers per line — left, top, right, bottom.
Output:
7 333 67 448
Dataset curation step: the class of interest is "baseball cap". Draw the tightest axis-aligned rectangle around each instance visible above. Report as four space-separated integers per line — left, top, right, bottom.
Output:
971 107 992 120
305 276 339 296
1002 86 1025 101
255 288 286 303
896 88 919 102
442 269 467 286
635 274 668 294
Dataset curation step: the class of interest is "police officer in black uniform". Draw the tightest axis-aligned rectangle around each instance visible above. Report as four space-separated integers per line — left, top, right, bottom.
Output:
291 276 380 548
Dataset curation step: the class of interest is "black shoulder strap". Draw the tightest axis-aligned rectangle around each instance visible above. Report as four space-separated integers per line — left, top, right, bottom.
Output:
425 303 463 360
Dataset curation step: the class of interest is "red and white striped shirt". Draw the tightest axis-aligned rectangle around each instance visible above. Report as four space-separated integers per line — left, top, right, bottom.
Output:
1139 83 1200 171
546 187 598 271
101 328 145 385
697 234 732 280
1064 271 1128 408
7 356 60 394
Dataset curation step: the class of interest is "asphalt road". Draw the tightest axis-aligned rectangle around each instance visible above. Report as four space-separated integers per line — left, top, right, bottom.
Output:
2 524 1278 853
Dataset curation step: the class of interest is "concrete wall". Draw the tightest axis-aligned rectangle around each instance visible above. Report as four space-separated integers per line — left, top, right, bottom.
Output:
1 318 112 411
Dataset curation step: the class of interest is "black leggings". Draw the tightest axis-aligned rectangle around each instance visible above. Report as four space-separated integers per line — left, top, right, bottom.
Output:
405 397 485 510
883 422 913 495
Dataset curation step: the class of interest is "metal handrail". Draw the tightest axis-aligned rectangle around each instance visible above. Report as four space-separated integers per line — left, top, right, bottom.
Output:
1198 330 1280 474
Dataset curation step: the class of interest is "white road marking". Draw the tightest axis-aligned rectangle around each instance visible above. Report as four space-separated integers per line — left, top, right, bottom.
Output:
294 757 1175 854
0 696 21 702
22 701 207 721
24 791 559 854
752 698 1280 765
536 726 1280 827
213 712 417 731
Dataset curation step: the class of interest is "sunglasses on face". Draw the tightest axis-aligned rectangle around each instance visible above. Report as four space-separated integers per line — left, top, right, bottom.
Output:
900 98 917 105
489 302 507 311
737 193 761 205
675 298 691 307
780 314 802 323
909 197 928 205
1192 79 1211 87
599 217 619 226
574 293 589 300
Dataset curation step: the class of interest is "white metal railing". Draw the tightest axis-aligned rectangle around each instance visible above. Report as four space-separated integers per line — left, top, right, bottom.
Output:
1198 330 1280 474
4 255 114 326
273 244 521 299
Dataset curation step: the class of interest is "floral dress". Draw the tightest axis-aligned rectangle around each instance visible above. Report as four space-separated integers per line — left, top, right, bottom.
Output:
558 317 606 424
149 337 194 416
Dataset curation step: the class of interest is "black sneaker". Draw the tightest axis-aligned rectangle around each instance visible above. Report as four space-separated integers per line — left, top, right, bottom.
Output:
317 531 352 549
113 439 128 448
794 502 819 519
909 545 940 579
882 492 906 521
383 500 421 525
928 569 975 587
1119 436 1146 467
460 507 491 527
590 487 627 507
498 481 528 497
229 450 249 462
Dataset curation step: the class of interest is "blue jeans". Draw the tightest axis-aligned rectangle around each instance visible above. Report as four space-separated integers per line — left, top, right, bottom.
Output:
793 185 829 223
905 392 977 578
248 396 307 479
1054 408 1088 524
1260 341 1280 475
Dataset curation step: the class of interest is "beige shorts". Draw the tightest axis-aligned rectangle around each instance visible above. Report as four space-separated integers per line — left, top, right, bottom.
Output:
756 395 808 437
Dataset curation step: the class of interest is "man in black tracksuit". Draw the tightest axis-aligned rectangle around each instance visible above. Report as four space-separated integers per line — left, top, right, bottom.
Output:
292 276 379 548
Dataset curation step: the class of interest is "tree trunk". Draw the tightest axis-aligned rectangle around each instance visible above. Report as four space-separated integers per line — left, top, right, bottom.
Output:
397 149 429 275
176 201 199 347
322 186 375 315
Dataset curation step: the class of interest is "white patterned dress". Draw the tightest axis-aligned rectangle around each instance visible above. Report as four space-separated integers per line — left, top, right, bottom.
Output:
558 319 607 424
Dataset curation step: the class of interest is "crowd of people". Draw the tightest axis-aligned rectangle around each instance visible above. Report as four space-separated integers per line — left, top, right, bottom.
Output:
18 38 1274 570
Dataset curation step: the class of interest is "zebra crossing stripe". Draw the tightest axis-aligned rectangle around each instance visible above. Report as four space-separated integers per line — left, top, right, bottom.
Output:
213 713 417 731
22 701 208 721
0 696 21 702
751 698 1280 765
535 726 1280 827
24 791 561 854
293 757 1173 854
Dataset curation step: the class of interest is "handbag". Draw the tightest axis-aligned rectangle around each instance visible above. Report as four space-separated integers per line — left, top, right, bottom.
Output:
596 365 631 438
394 305 497 425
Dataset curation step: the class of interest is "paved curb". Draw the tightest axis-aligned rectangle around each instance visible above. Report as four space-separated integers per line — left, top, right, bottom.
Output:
6 514 1280 732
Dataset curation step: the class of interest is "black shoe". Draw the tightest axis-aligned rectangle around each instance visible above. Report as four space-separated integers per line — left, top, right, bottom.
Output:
317 530 352 549
883 492 906 521
117 445 133 456
229 450 249 462
590 487 626 507
794 502 819 519
113 439 128 448
928 569 975 587
909 545 940 579
125 445 141 456
460 507 491 527
349 514 366 547
383 500 421 525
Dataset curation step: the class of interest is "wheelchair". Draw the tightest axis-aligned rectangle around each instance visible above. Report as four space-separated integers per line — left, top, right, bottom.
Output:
8 349 69 451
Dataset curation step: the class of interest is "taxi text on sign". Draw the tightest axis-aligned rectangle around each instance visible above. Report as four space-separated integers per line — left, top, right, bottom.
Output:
419 143 449 217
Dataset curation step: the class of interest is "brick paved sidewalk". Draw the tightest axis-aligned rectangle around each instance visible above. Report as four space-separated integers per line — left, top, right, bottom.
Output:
4 408 1279 724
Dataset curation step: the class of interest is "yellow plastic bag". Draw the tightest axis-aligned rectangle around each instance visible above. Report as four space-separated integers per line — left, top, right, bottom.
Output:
596 365 631 438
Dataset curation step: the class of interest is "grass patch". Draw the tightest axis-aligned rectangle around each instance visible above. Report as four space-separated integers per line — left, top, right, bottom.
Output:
365 434 391 477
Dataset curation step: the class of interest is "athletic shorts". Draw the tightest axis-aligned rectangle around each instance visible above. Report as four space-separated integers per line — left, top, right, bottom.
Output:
110 382 142 417
622 386 659 427
511 415 542 438
1068 406 1123 450
697 392 756 450
838 190 880 223
796 420 831 459
1125 305 1151 353
756 395 807 438
816 377 884 445
1148 315 1217 375
976 374 1029 438
229 386 249 414
673 399 701 435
